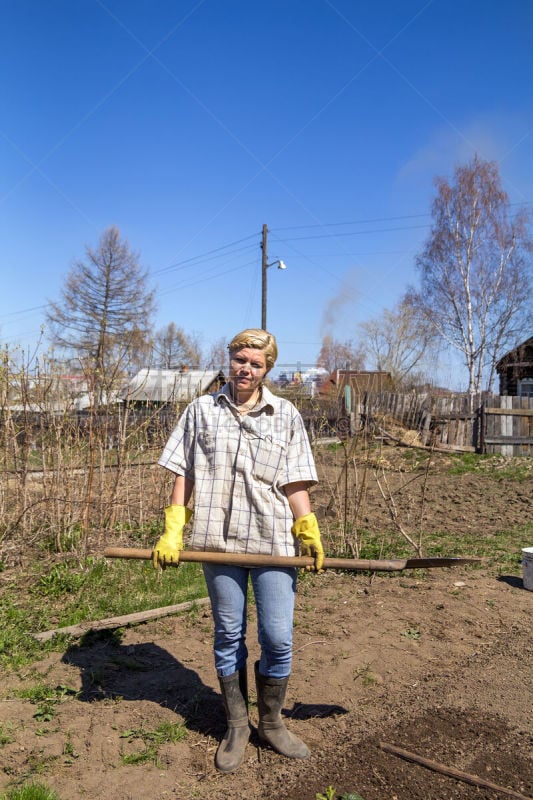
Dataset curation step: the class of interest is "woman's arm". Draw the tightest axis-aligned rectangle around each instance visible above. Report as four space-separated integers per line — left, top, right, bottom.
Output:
170 474 195 506
284 480 312 519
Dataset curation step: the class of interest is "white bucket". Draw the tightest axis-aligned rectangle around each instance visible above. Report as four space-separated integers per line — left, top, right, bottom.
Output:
522 547 533 591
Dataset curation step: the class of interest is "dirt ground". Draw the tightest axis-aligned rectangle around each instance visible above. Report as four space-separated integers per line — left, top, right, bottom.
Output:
1 444 532 800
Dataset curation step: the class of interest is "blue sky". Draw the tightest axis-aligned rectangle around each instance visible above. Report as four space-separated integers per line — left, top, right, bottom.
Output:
2 0 532 386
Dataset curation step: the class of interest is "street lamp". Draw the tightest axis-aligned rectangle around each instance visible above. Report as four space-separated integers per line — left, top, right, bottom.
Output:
261 223 286 330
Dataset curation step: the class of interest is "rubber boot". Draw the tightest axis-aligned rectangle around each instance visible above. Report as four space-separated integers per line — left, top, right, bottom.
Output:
215 667 251 773
255 661 310 759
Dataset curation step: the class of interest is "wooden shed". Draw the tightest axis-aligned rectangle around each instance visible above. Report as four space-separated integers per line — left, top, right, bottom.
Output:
318 369 394 399
495 336 533 397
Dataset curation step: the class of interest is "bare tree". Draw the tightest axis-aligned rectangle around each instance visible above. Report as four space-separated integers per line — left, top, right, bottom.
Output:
409 156 532 399
152 323 202 369
46 226 155 404
317 335 366 373
358 296 437 385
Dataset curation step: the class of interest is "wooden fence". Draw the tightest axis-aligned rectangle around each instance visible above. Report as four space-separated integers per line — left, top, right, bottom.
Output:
482 395 533 456
343 391 533 456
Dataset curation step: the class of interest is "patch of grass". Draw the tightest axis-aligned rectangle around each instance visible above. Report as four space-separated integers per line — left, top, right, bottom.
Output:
14 684 78 722
446 452 490 475
447 452 533 479
0 555 207 673
120 721 187 766
37 564 85 598
399 448 433 469
15 684 77 705
39 526 83 555
494 461 533 481
423 525 530 573
328 523 531 577
0 783 60 800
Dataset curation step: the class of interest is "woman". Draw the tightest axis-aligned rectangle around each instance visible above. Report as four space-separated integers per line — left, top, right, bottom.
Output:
153 328 323 773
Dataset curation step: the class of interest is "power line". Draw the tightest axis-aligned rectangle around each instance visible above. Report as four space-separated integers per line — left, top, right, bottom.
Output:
271 212 431 232
159 258 258 297
0 305 47 318
152 233 259 276
272 223 431 242
270 200 533 234
153 242 258 278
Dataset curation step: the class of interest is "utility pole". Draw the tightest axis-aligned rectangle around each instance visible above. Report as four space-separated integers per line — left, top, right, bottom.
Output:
261 223 268 330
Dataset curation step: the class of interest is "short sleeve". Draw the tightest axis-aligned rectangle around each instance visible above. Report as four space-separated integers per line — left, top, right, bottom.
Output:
277 409 318 488
158 403 196 478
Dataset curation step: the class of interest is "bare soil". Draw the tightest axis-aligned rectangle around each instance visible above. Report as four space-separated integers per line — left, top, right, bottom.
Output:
1 444 532 800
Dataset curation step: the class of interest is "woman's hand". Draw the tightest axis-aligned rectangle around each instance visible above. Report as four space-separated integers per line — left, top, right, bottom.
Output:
291 512 324 571
152 505 192 569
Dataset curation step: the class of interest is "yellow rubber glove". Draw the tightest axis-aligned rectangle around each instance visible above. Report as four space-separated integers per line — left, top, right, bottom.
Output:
291 512 324 571
152 505 193 569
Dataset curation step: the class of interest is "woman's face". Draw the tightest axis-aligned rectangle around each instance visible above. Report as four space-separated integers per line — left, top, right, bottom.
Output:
229 347 269 399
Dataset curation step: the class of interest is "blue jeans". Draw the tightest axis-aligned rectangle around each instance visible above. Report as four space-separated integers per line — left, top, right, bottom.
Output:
202 564 297 679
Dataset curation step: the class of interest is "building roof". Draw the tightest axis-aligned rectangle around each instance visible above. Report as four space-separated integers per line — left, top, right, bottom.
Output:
123 368 224 403
495 336 533 370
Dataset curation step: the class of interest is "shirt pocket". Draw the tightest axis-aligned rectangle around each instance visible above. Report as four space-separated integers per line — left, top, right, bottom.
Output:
197 431 216 468
249 434 286 486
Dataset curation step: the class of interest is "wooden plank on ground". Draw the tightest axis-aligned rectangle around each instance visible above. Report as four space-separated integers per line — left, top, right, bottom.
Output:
33 597 211 642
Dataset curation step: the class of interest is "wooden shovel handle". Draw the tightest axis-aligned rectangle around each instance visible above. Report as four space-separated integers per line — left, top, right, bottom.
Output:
104 547 404 570
104 547 480 572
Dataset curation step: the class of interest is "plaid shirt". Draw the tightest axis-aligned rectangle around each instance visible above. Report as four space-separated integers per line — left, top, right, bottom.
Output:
158 383 317 555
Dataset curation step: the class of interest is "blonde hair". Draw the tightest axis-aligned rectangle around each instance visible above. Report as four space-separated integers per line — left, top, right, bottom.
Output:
228 328 278 369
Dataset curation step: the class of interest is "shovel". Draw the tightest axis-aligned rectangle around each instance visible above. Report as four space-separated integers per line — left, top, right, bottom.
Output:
104 547 480 571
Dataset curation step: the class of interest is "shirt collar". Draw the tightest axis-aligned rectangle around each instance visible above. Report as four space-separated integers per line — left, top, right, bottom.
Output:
215 382 277 413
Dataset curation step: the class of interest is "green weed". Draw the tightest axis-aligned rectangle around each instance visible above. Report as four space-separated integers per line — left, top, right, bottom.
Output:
447 452 490 474
14 683 78 721
62 732 78 761
353 665 378 686
37 564 85 598
402 627 421 640
316 788 365 800
16 684 77 705
0 723 14 746
120 721 187 766
40 526 82 554
0 783 60 800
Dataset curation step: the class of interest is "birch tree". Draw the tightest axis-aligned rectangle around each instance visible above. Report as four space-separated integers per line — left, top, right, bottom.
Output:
46 226 155 404
408 156 532 399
